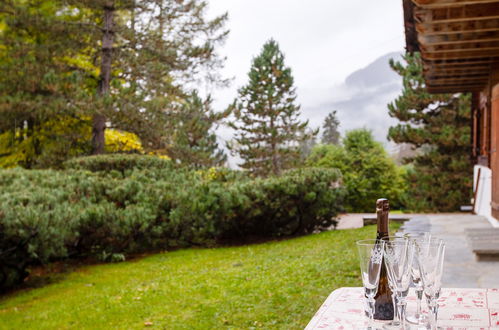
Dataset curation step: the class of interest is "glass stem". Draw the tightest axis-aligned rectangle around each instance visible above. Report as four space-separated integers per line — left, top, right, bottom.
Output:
397 294 407 329
367 296 375 329
392 293 400 324
427 296 438 330
415 288 423 318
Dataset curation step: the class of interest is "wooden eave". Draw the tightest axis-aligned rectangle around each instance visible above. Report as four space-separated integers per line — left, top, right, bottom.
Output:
404 0 499 93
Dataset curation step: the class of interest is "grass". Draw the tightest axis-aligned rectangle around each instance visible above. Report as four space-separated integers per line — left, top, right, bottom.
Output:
0 224 399 329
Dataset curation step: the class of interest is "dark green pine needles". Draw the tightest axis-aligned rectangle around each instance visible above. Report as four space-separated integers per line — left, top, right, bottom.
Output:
387 52 473 211
228 39 316 176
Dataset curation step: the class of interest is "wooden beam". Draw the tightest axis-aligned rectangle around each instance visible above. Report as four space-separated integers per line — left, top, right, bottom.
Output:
422 48 499 59
427 78 489 85
423 46 499 54
419 30 499 45
421 39 499 51
428 89 481 94
424 67 491 75
427 86 484 92
413 0 499 9
416 17 499 35
423 58 494 66
427 82 486 88
415 14 499 26
426 73 490 80
426 3 499 21
405 0 420 52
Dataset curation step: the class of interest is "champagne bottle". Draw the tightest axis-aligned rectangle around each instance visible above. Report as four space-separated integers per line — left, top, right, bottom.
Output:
373 198 394 320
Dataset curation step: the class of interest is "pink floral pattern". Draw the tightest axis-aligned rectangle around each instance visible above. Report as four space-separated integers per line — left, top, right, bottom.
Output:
306 287 499 329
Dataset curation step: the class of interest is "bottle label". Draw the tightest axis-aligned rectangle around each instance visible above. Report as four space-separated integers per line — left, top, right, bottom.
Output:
374 301 394 320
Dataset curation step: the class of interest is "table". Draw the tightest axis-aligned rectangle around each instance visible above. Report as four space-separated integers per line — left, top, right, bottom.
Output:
305 287 499 329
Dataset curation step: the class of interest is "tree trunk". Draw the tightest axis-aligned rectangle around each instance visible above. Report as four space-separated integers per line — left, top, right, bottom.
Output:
269 99 279 176
270 118 279 176
26 118 40 169
92 1 115 154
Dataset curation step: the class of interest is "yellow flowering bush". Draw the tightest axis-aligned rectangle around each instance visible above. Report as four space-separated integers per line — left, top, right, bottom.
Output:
0 115 151 168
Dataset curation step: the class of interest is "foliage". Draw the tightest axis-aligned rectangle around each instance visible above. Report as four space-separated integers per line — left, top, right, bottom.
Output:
0 116 144 169
167 91 229 168
64 154 172 174
298 128 318 163
0 223 400 329
171 167 344 244
321 110 341 145
387 53 472 211
0 166 343 290
105 129 143 154
228 39 317 176
0 0 228 158
307 129 406 212
0 0 91 167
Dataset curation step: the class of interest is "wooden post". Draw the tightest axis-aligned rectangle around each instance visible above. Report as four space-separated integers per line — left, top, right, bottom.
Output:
472 167 481 214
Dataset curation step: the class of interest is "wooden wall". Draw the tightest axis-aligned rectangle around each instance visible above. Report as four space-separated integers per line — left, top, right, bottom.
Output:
491 80 499 220
473 67 499 220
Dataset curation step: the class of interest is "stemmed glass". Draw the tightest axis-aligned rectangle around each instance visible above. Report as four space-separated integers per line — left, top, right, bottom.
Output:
415 239 445 330
404 232 432 325
382 237 414 329
357 239 386 330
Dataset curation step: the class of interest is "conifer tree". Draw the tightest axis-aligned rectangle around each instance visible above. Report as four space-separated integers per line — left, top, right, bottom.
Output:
228 39 315 176
0 0 91 168
321 110 340 145
168 91 229 168
69 0 229 154
387 53 472 211
0 0 229 165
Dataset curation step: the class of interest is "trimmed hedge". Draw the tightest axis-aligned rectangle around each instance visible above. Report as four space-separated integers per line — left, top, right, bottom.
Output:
64 154 172 173
0 166 343 291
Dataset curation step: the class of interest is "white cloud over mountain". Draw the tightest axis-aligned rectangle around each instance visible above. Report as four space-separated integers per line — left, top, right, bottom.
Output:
301 51 404 146
217 51 405 167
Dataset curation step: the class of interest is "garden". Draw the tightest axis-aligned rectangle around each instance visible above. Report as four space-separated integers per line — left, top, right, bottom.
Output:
0 211 399 329
0 1 474 328
0 152 401 328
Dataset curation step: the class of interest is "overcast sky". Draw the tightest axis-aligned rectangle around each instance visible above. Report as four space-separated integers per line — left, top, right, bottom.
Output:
205 1 407 167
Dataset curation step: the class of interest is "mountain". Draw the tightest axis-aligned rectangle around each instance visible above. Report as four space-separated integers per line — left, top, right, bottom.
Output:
304 51 403 146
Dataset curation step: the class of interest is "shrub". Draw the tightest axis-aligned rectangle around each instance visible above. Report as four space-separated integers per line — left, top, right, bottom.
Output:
0 167 343 291
64 154 172 174
0 168 181 289
169 167 344 242
306 129 407 212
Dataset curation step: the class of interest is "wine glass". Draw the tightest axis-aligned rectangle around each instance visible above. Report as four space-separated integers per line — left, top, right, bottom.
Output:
404 232 432 325
382 237 414 329
357 239 386 330
415 239 445 330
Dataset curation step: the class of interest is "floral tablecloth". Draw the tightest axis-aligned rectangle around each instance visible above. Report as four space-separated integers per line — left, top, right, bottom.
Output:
305 287 499 329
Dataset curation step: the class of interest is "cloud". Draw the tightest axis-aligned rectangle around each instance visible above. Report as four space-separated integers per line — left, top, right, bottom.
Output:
216 51 404 167
302 52 404 146
204 1 407 166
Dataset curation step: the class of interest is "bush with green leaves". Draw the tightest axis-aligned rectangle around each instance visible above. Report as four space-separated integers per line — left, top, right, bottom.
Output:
64 154 172 174
306 129 407 212
0 166 343 291
171 167 344 243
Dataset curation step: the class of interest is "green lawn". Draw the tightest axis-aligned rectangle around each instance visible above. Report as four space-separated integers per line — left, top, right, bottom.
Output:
0 224 398 329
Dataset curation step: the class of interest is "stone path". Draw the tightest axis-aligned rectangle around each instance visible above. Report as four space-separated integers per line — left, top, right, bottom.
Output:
402 214 499 288
336 213 499 288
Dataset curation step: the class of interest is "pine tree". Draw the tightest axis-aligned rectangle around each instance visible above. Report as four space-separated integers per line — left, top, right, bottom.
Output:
168 91 229 168
321 110 340 145
387 53 472 211
69 0 229 154
228 39 315 176
298 127 318 162
0 1 229 166
0 0 91 168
